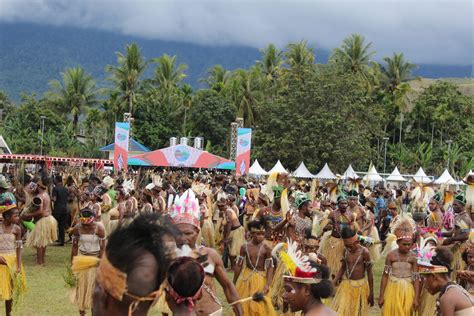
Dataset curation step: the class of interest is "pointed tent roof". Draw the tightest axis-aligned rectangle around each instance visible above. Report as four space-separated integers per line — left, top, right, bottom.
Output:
342 164 359 179
314 163 337 180
434 169 457 185
292 162 315 178
412 167 431 183
268 160 288 174
363 165 383 182
249 160 268 176
386 167 407 182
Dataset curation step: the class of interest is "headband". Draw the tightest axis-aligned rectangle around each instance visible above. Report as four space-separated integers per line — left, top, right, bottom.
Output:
166 257 205 311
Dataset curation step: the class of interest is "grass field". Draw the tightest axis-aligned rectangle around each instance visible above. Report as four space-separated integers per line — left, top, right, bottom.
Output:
1 245 385 315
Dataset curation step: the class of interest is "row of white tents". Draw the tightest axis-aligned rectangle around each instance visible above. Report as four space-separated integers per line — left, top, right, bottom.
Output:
248 159 470 185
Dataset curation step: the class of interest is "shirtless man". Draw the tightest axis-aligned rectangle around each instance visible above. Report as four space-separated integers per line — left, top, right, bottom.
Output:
22 179 58 265
233 219 275 315
254 187 286 245
219 197 245 272
427 193 444 230
332 227 374 315
347 190 366 233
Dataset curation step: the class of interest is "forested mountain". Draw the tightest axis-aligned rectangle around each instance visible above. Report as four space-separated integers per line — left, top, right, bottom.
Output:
0 22 471 101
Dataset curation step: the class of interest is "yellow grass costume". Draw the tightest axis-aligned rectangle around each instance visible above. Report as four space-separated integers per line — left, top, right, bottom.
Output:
419 286 436 316
365 226 381 262
0 225 27 301
236 267 276 316
331 278 369 316
26 215 58 248
381 273 415 316
229 226 245 257
320 234 344 277
70 259 97 311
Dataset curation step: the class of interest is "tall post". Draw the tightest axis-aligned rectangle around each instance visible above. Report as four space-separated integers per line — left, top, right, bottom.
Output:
229 118 244 161
383 137 389 174
40 116 46 156
446 139 453 171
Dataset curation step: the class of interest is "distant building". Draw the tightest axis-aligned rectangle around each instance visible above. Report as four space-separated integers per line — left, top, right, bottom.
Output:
99 139 151 160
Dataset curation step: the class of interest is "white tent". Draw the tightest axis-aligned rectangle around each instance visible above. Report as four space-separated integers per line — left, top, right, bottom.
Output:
434 169 457 185
313 163 337 180
342 164 359 179
363 165 383 182
248 160 268 176
412 167 431 183
268 160 288 174
386 167 407 182
292 162 315 178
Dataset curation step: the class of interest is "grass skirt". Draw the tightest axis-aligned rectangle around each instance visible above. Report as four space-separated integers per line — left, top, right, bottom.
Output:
331 278 369 316
0 253 27 301
26 216 58 248
381 275 414 316
70 264 96 311
109 219 119 234
101 212 111 237
229 226 245 257
366 227 381 262
236 267 276 316
201 219 215 249
270 262 285 310
451 245 466 280
320 234 344 277
420 286 436 316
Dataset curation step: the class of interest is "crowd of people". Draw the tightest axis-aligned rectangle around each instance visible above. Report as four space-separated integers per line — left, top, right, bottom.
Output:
0 166 473 316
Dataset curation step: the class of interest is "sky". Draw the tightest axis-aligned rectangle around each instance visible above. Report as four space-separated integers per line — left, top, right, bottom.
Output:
0 0 472 65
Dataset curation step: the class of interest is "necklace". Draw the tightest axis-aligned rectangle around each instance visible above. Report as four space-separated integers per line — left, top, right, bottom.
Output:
345 248 362 279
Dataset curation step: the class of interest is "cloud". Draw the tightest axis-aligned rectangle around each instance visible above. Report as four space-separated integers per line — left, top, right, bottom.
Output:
0 0 472 64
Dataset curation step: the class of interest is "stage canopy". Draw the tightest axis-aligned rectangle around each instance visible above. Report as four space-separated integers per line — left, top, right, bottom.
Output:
268 160 288 174
314 163 337 180
129 144 235 170
412 167 431 183
363 165 383 182
434 169 457 185
249 160 268 176
386 167 407 182
292 162 315 178
342 164 359 179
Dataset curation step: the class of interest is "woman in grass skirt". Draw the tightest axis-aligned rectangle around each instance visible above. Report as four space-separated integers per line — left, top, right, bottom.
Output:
70 207 105 316
0 200 27 316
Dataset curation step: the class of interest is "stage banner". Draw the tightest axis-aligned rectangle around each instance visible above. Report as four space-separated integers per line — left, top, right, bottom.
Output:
114 122 130 171
236 128 252 176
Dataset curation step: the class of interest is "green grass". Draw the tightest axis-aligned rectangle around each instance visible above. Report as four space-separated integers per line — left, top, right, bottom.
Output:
1 245 385 315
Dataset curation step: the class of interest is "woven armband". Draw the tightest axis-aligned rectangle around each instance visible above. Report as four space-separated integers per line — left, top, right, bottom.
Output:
265 258 274 269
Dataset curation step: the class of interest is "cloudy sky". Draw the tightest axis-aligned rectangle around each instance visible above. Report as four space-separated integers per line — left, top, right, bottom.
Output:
0 0 472 64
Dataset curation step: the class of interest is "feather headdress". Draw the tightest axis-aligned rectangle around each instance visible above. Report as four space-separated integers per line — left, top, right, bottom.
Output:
463 172 474 211
346 177 362 193
279 239 321 284
417 236 438 267
410 180 435 211
391 213 416 240
169 189 201 228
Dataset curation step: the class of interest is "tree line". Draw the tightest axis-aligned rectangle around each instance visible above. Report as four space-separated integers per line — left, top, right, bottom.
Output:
0 34 472 177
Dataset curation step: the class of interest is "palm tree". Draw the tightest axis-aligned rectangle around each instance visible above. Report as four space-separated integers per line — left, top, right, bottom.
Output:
200 65 231 92
331 34 375 74
285 40 315 68
175 84 194 135
106 43 147 115
152 54 187 92
229 67 263 127
380 53 416 93
47 67 98 133
257 44 283 81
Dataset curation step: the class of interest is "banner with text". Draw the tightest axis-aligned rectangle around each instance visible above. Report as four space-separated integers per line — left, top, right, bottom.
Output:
236 128 252 176
114 122 130 171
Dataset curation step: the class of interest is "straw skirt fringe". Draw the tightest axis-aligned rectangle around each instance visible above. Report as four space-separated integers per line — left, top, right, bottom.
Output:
26 216 58 248
381 275 415 316
236 267 276 316
331 278 369 316
0 253 27 300
229 226 245 257
320 235 345 277
70 265 97 311
420 286 437 316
